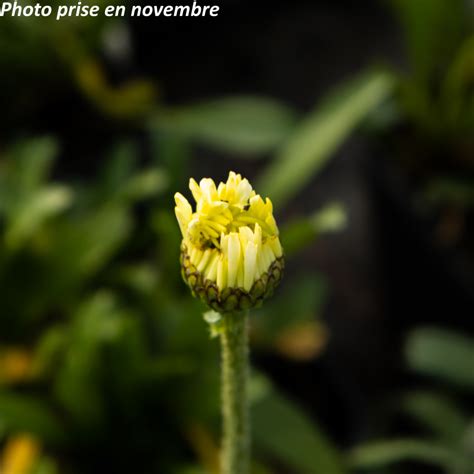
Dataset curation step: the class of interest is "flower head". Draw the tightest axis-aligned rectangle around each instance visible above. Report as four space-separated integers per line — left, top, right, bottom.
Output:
175 172 284 312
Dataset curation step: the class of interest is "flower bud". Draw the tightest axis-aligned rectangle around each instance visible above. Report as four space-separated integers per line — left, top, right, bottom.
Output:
175 172 284 312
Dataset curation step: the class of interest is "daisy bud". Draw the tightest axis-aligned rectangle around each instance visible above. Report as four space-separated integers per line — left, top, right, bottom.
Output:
175 172 284 312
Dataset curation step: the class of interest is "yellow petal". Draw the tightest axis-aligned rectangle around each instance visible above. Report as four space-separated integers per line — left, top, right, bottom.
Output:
265 197 273 214
262 244 275 269
238 226 253 248
227 232 241 287
205 253 219 281
253 223 262 247
174 192 192 213
176 171 283 296
189 178 202 203
174 193 192 237
244 242 257 291
190 247 200 265
199 178 218 202
270 236 283 258
175 210 187 238
256 252 266 277
236 179 253 204
217 182 226 200
236 259 245 288
217 256 226 290
197 249 212 272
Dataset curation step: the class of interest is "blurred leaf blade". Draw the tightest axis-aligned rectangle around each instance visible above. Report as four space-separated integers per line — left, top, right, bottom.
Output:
401 391 468 444
405 328 474 390
0 392 66 445
252 383 347 474
442 36 474 134
31 457 59 474
53 292 135 433
281 202 347 256
8 137 58 193
152 96 298 155
349 438 473 471
120 168 168 202
50 204 131 279
257 70 395 208
5 185 73 250
392 0 466 81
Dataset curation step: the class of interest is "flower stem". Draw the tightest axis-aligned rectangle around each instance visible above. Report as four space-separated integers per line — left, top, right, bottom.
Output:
220 311 250 474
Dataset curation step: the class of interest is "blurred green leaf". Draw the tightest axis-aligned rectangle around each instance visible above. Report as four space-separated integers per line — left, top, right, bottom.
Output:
31 457 59 474
463 422 474 455
405 328 474 390
257 70 395 208
54 292 136 434
8 137 58 193
281 202 347 256
348 438 472 471
100 141 136 195
99 142 168 203
120 168 168 202
252 385 347 474
33 327 68 376
401 391 468 445
152 96 297 155
5 185 73 249
172 461 272 474
50 204 131 278
0 202 132 331
442 36 474 133
0 392 66 445
392 0 466 81
113 263 159 296
0 137 71 250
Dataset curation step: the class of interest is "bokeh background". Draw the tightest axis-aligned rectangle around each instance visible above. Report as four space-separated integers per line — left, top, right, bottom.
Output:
0 0 473 473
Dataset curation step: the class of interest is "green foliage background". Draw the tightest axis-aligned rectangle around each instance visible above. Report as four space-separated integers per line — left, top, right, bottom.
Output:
0 1 473 473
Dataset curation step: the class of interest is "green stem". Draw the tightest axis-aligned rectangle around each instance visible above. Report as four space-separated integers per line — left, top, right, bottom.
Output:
220 311 250 474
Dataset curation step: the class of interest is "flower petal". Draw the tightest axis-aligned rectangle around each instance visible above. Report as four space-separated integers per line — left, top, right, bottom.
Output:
227 232 241 288
244 241 257 291
189 178 202 203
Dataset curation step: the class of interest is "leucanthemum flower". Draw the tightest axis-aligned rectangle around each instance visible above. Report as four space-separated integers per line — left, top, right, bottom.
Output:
175 171 284 312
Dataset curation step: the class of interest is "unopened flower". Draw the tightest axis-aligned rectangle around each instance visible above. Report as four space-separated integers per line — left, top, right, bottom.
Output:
175 172 284 312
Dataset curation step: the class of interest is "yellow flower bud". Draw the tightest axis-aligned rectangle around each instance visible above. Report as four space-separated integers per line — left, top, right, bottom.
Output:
175 172 284 312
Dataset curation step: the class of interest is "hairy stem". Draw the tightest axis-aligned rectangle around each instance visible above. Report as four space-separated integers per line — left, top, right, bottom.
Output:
220 311 250 474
